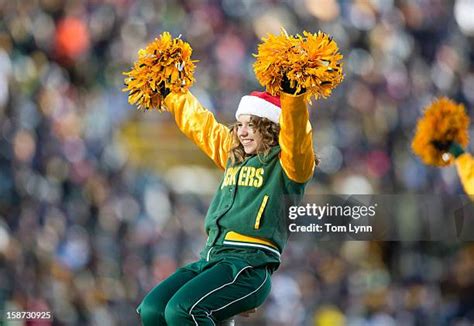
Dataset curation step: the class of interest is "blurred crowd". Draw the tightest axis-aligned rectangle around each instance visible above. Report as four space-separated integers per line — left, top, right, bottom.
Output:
0 0 474 325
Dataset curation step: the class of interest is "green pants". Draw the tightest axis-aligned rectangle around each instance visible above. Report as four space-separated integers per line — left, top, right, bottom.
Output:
137 256 271 325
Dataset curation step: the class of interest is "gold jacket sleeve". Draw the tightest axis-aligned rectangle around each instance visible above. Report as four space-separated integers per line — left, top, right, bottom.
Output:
455 153 474 195
163 91 233 170
279 92 315 183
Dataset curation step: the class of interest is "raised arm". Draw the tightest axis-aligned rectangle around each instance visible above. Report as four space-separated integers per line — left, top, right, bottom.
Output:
455 153 474 195
278 92 315 183
163 91 233 170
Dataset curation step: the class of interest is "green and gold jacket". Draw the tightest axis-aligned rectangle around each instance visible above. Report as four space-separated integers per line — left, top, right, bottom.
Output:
164 91 315 268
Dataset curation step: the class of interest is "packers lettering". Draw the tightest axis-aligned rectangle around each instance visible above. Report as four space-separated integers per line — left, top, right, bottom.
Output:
244 167 255 186
221 166 264 188
253 168 264 187
221 167 240 188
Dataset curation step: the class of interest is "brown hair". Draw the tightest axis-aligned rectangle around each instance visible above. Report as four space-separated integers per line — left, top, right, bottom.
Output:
228 116 319 166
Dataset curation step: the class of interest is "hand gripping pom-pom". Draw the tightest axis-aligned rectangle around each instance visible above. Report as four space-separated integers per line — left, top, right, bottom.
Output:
122 32 198 111
253 29 344 104
411 97 470 166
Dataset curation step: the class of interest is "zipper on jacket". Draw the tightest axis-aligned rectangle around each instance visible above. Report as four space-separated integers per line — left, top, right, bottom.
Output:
254 195 269 229
206 247 213 262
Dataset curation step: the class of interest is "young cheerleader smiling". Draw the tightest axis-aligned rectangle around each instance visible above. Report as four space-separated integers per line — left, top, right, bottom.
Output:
137 81 316 325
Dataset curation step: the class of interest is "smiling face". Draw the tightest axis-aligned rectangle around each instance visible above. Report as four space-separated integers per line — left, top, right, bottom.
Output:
236 114 263 155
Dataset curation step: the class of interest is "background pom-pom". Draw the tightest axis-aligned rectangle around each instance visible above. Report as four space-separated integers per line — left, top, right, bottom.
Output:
122 32 197 111
411 97 470 166
253 30 344 103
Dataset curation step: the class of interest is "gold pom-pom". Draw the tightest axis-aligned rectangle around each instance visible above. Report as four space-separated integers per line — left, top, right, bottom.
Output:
411 97 470 166
253 29 344 103
122 32 198 111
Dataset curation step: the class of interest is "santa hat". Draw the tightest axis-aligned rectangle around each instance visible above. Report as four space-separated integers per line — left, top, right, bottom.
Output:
235 91 281 124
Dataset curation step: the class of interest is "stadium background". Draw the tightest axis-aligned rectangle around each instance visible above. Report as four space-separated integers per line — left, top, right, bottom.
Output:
0 0 473 325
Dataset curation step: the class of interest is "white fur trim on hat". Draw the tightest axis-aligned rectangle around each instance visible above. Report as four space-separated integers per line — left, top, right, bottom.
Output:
235 95 281 124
